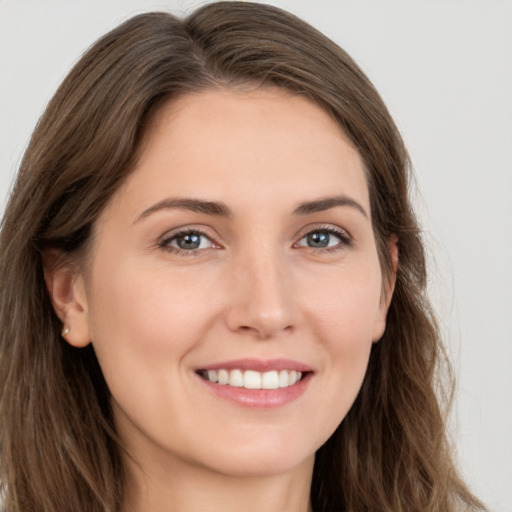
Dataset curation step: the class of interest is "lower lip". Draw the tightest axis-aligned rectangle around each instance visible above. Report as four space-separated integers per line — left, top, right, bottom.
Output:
197 373 312 409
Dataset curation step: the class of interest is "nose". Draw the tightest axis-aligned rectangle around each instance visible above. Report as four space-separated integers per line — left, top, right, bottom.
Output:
224 248 298 340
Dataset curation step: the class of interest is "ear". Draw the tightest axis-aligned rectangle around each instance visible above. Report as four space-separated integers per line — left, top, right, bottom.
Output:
372 236 399 342
43 249 91 348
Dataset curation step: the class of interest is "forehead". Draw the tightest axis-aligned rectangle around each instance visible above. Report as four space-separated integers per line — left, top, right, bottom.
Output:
111 87 370 219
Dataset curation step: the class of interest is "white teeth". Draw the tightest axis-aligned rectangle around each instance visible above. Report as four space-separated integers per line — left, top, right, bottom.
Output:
261 370 279 389
229 369 244 387
203 369 304 389
244 370 262 389
217 369 229 385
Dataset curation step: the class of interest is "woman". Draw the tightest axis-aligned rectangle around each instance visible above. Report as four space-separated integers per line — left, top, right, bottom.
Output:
0 2 486 511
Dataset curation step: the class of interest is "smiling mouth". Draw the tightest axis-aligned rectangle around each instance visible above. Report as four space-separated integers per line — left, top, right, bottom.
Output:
197 369 308 390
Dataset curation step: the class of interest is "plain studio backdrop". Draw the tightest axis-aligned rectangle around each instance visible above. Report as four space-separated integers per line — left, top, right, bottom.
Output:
1 0 511 510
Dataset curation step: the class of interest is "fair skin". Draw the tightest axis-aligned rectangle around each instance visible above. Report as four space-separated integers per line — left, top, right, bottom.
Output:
46 88 395 512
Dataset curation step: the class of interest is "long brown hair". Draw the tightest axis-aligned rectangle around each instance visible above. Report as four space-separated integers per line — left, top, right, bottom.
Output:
0 2 485 511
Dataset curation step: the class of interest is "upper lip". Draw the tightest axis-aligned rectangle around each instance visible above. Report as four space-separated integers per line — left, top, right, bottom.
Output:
198 358 313 373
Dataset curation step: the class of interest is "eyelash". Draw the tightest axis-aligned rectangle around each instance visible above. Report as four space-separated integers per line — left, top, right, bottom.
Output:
158 225 352 256
158 229 217 256
295 225 352 253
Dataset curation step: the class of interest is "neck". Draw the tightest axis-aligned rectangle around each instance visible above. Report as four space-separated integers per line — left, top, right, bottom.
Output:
121 452 314 512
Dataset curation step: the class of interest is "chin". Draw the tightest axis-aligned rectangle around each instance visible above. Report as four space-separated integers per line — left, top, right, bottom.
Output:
206 451 315 479
188 429 321 479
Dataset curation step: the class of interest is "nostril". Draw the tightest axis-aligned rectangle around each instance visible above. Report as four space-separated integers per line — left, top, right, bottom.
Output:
234 323 294 340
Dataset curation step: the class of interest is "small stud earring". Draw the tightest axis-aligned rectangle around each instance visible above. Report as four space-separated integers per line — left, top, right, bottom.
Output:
61 326 70 337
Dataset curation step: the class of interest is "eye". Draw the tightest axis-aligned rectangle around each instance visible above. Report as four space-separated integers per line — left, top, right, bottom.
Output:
160 230 215 253
295 227 351 250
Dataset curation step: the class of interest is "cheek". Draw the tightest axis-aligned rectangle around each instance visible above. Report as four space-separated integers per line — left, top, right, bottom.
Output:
87 258 215 346
84 260 212 399
305 261 384 345
302 264 382 422
83 260 225 449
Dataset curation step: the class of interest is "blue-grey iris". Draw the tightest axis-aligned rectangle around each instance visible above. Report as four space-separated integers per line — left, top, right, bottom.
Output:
307 232 330 248
177 233 201 250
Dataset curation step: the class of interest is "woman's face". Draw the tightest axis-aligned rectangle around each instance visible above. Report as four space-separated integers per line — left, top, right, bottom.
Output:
68 88 392 479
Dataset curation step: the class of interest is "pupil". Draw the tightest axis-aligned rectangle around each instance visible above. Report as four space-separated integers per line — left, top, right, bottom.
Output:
307 232 329 248
178 233 200 250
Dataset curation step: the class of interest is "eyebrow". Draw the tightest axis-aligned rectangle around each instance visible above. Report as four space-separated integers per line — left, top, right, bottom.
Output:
135 194 368 224
135 197 232 223
293 195 368 218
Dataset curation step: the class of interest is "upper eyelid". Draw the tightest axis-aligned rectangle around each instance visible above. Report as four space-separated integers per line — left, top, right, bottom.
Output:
166 230 211 243
158 225 218 242
294 223 352 240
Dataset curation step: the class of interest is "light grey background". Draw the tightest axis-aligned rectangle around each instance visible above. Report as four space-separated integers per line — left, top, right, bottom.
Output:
1 1 511 510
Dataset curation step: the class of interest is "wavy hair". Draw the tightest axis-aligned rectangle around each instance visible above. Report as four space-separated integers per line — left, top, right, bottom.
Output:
0 2 485 511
